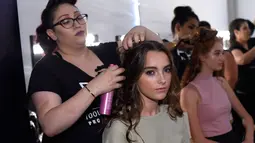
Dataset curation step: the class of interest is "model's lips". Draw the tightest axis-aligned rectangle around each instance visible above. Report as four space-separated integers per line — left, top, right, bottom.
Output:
155 87 168 92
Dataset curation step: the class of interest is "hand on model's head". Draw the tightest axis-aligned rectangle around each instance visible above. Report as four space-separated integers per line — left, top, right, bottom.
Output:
120 26 147 52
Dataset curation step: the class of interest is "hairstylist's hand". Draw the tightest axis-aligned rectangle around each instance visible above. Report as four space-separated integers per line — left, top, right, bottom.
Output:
179 33 192 40
86 65 125 97
175 34 194 50
119 26 162 52
176 40 194 50
121 26 146 50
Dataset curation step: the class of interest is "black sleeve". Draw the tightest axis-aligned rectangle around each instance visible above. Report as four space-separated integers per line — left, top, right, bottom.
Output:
248 38 255 48
27 63 61 97
90 42 121 66
229 44 245 53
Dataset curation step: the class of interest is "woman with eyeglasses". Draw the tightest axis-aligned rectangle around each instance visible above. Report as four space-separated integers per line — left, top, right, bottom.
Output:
27 0 162 143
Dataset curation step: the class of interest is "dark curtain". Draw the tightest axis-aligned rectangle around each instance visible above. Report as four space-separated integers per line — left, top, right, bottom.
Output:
0 0 35 142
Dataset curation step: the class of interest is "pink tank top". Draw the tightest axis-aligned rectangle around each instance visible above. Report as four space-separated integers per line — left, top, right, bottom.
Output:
190 74 232 137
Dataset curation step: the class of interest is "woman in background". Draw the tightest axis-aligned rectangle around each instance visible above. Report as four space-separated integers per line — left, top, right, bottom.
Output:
167 6 199 79
229 18 255 142
180 27 253 143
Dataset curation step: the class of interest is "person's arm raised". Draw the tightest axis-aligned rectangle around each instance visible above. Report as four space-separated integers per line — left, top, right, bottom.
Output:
117 26 162 52
231 47 255 65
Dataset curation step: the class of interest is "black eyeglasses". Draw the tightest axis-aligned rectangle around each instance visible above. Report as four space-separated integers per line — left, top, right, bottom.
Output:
52 14 88 29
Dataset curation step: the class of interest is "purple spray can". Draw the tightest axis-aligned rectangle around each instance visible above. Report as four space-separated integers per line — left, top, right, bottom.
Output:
99 91 114 115
99 64 114 115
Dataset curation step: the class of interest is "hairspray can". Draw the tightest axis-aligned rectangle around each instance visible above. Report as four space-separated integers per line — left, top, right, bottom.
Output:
99 64 114 115
99 91 114 115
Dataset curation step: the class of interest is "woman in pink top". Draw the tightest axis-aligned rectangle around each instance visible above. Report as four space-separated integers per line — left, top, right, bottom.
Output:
180 27 254 143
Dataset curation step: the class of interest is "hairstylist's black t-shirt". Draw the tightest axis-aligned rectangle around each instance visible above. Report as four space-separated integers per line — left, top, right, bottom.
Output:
229 38 255 94
27 42 120 143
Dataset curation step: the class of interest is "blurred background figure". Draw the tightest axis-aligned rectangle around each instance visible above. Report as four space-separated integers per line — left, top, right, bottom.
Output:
229 18 255 142
170 6 199 80
199 21 211 29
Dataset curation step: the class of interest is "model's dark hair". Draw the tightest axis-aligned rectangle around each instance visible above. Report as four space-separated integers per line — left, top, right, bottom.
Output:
181 27 223 88
171 6 199 35
108 41 183 143
229 18 247 46
36 0 77 54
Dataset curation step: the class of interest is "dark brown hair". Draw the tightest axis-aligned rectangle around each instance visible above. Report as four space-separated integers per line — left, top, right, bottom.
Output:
171 6 199 35
229 18 248 46
108 41 183 143
181 27 223 88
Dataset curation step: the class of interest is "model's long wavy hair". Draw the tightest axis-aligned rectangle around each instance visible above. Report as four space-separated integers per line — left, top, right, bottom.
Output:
181 27 223 88
107 41 183 143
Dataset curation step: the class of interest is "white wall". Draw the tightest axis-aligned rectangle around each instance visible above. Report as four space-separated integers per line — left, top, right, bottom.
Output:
139 0 228 40
18 0 253 89
235 0 255 21
17 0 136 88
